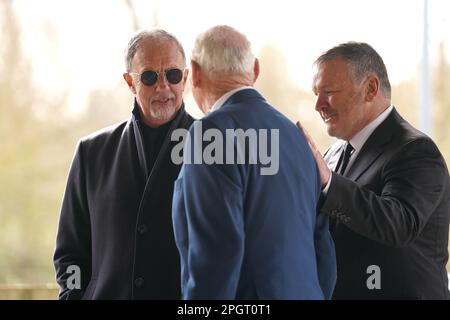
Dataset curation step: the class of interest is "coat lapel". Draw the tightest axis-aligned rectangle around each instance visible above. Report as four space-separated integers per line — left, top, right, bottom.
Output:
146 103 190 185
131 105 149 178
344 109 399 181
345 142 384 181
135 102 193 218
131 101 193 198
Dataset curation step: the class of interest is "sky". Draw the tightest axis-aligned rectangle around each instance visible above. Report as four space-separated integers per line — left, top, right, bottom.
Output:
9 0 450 114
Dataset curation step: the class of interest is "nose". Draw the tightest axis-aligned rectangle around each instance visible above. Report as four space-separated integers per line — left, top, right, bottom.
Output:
155 72 170 91
314 93 326 112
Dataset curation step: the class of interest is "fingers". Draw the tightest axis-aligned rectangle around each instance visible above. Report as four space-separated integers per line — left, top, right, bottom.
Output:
296 121 330 187
296 121 318 151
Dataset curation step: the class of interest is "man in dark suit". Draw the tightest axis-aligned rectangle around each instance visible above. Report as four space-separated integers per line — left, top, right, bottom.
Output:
298 42 450 299
172 25 336 299
53 29 194 299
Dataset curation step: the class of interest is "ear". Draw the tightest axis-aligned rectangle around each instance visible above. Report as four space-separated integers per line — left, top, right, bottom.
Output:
181 68 189 90
183 68 189 84
190 60 202 88
123 73 137 95
253 58 260 83
365 75 379 102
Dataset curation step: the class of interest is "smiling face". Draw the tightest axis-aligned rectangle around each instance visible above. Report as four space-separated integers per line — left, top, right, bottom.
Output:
312 58 369 141
124 39 188 127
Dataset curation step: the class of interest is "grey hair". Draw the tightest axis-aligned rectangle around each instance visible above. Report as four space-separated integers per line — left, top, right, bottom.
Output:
191 25 255 77
315 42 391 99
124 29 186 72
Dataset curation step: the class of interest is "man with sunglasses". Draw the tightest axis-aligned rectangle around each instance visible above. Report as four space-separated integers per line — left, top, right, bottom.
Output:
54 29 194 299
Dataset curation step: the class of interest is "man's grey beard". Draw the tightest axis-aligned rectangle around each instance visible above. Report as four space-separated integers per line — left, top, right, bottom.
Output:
149 92 178 121
149 104 177 121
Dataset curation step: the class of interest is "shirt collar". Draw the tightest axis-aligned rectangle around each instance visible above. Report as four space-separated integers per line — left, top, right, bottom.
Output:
349 105 394 153
210 86 254 113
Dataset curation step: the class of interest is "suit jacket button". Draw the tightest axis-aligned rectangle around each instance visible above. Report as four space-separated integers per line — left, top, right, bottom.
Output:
138 224 148 234
134 277 145 288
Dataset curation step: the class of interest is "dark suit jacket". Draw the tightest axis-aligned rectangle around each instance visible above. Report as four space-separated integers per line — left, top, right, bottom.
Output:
173 89 336 299
321 108 450 299
53 103 194 299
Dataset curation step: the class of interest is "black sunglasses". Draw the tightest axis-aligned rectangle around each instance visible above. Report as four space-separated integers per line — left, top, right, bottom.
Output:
130 68 184 86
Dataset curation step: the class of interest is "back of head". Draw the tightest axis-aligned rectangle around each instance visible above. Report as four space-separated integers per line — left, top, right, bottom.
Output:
191 25 255 78
315 42 391 99
124 29 186 72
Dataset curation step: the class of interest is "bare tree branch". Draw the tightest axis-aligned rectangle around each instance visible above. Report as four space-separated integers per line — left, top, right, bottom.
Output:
124 0 140 31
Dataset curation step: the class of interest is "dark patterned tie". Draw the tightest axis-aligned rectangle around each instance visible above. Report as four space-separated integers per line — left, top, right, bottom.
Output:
336 142 354 175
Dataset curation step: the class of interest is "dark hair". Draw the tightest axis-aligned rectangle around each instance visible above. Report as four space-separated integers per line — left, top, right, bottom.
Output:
315 42 391 99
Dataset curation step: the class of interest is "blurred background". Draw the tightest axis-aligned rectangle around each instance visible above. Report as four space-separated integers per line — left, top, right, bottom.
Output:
0 0 449 299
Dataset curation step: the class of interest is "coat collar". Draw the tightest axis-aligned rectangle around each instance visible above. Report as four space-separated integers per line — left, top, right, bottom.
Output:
131 100 189 178
210 86 254 112
220 88 266 108
344 107 401 181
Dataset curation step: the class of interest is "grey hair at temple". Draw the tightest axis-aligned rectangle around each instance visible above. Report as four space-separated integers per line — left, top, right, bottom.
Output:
314 42 391 99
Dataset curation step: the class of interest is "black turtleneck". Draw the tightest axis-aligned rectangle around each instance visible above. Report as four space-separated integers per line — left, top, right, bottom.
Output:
139 119 173 172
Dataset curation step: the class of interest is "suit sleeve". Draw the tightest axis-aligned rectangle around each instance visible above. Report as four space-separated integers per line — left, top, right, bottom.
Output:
321 138 449 247
173 121 245 299
53 141 92 299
